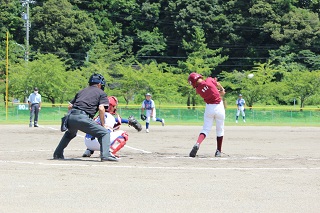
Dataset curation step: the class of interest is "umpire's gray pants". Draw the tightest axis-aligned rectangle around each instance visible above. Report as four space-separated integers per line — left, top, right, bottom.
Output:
53 112 110 158
30 103 40 123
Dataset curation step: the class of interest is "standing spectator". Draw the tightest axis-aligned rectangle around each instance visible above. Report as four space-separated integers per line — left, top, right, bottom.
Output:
141 93 165 133
187 72 226 158
236 94 246 123
53 73 118 162
28 87 42 127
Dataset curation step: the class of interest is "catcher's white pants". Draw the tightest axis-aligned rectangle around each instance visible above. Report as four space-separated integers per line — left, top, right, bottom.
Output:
85 130 126 151
201 101 225 137
236 106 245 116
145 109 157 122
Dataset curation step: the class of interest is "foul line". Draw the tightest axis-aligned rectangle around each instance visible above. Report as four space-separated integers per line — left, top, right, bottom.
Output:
0 160 319 170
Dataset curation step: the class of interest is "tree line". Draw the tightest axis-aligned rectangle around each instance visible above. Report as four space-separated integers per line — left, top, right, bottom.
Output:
0 0 320 108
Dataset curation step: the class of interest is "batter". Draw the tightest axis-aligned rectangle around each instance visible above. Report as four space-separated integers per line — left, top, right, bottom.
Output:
188 72 226 157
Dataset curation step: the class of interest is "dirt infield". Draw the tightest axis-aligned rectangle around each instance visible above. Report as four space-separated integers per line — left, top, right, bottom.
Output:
0 124 319 213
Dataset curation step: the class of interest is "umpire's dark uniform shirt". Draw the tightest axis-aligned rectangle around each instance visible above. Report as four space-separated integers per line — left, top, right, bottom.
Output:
70 85 109 118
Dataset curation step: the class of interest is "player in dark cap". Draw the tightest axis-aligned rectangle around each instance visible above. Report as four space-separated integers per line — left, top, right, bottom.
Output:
53 73 118 162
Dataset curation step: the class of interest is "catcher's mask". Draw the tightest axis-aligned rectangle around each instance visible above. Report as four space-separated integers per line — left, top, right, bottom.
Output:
107 96 118 114
88 73 106 91
188 72 203 88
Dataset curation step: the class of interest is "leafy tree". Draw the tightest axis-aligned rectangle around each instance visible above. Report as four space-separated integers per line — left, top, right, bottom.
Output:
297 50 320 70
9 53 81 104
71 0 137 57
0 0 23 45
136 27 167 64
31 0 98 69
112 64 148 105
269 45 307 72
179 27 228 76
220 62 277 107
263 7 320 48
86 40 128 65
282 70 320 110
172 0 230 43
139 62 182 104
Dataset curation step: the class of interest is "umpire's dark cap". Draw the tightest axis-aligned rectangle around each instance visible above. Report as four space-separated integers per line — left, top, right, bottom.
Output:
88 73 106 90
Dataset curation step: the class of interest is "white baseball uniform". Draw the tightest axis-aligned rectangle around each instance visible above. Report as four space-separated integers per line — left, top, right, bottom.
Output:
236 98 246 117
141 99 157 122
84 112 128 153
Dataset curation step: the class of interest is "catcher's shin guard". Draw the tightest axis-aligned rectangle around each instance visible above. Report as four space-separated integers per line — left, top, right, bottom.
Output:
110 132 128 156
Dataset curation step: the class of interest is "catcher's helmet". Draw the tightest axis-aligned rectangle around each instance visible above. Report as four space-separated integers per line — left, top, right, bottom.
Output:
188 72 202 88
108 96 118 107
107 96 118 114
88 73 106 91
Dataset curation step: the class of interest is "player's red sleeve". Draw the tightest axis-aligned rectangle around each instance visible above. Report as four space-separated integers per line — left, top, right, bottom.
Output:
208 77 218 86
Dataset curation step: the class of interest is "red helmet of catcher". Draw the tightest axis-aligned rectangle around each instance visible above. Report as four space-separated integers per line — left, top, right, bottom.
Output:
107 96 118 114
188 72 203 88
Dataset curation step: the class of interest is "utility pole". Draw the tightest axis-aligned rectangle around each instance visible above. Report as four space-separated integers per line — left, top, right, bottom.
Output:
21 0 35 61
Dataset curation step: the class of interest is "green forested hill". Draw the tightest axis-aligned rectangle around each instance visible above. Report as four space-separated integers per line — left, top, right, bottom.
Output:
1 0 320 107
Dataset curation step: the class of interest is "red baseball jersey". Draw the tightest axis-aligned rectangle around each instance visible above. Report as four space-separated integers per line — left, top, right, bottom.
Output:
195 77 221 104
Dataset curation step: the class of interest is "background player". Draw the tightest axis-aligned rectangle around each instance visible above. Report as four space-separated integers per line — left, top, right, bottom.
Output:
188 72 226 158
83 96 141 158
141 93 165 133
236 94 246 123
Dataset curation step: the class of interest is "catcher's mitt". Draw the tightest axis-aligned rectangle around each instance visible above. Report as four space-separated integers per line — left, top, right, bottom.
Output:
140 114 147 121
128 115 142 132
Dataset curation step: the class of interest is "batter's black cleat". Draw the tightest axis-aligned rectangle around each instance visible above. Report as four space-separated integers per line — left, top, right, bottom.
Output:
53 154 64 160
215 150 221 157
189 144 199 157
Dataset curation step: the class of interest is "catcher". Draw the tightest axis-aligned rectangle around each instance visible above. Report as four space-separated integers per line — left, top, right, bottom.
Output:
82 96 142 158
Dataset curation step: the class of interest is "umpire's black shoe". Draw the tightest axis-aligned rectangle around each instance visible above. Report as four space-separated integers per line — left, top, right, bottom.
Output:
53 154 64 160
189 144 199 157
101 153 118 162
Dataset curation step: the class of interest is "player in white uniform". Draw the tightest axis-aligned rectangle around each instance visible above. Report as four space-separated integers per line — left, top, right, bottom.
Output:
141 93 165 133
82 96 129 158
188 72 226 158
236 94 246 123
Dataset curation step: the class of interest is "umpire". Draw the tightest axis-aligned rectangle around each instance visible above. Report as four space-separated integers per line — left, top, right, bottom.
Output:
53 73 118 162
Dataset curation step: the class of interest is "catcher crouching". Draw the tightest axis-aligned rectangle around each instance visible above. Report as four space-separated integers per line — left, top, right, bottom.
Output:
83 96 142 158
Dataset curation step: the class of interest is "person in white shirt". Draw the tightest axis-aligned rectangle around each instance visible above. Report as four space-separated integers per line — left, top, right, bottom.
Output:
28 87 42 127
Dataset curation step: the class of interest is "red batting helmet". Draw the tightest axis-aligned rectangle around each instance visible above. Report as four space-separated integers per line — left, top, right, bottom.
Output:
188 72 203 88
107 96 118 114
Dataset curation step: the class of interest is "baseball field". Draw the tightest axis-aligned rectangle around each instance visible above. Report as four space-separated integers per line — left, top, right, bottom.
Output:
0 124 319 213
